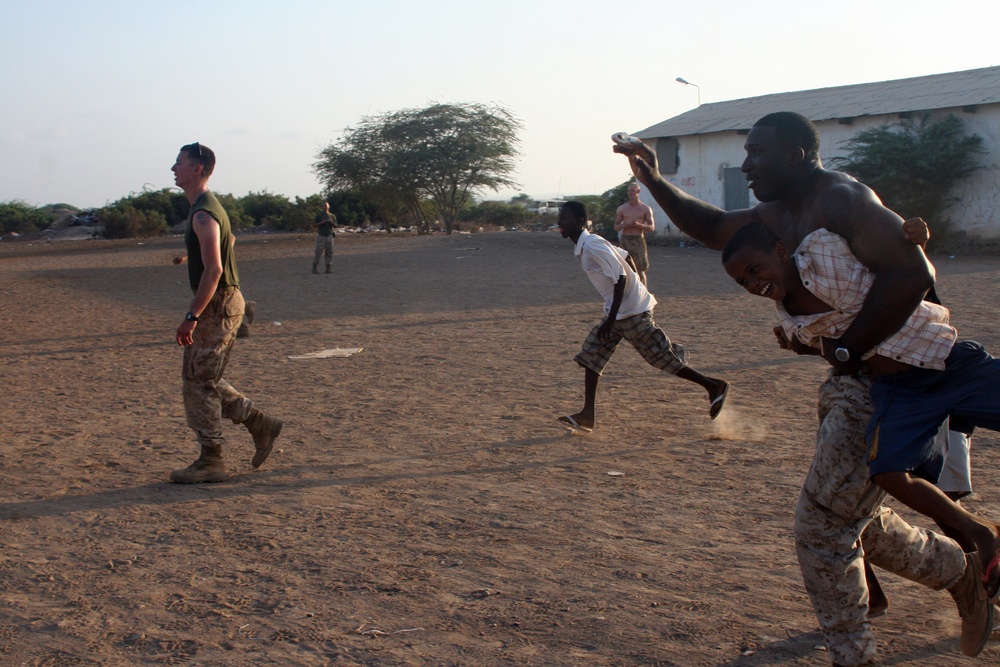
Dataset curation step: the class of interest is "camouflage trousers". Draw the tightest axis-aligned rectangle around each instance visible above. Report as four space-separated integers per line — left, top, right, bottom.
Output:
182 288 254 450
313 235 334 269
619 234 648 285
794 371 966 667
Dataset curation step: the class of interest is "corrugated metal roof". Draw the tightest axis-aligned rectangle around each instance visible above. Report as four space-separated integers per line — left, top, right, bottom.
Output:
635 66 1000 139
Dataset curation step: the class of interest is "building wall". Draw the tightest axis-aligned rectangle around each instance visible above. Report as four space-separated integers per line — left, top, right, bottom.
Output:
643 105 1000 239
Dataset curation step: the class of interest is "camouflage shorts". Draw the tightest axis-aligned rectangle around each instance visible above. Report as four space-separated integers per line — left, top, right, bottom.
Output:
619 234 649 272
574 311 686 376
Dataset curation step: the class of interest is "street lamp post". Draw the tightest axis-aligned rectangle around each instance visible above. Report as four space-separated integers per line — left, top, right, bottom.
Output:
675 77 701 106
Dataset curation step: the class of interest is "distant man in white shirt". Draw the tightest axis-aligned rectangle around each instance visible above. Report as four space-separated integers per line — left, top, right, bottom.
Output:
555 201 729 434
614 182 655 287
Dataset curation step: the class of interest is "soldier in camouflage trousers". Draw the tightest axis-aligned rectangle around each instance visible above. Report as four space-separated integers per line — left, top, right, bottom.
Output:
171 142 282 483
795 372 989 665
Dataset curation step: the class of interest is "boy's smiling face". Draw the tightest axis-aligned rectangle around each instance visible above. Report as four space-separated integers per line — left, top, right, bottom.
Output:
723 242 797 302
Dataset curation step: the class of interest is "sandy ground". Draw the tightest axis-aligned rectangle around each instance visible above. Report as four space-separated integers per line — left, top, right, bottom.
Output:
1 230 999 667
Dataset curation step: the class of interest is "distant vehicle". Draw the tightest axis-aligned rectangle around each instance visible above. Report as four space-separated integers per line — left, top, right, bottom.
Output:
527 199 566 215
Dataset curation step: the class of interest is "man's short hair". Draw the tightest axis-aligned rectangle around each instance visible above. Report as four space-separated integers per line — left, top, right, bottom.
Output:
561 200 587 221
721 220 782 264
753 112 820 160
180 142 216 177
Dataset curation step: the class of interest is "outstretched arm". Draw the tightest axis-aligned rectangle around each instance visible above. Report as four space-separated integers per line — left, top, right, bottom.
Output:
613 140 756 249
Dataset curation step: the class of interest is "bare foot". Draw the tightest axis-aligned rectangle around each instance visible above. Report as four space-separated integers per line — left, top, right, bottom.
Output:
708 381 730 420
558 412 594 433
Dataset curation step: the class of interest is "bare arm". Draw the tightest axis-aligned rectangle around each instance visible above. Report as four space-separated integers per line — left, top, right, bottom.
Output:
640 206 655 233
624 253 639 274
176 211 223 346
821 184 935 368
598 275 626 341
774 325 821 356
613 208 625 232
614 141 756 249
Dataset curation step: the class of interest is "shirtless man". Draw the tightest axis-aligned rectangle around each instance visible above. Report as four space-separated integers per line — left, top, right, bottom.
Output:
614 182 655 286
614 111 992 665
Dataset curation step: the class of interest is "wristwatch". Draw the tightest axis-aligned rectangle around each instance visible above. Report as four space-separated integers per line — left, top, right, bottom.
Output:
185 312 199 322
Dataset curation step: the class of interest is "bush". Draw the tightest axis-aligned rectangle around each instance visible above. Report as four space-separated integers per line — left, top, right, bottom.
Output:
237 190 292 229
459 201 531 228
284 194 326 231
99 204 168 239
215 194 250 230
121 188 189 227
0 200 52 234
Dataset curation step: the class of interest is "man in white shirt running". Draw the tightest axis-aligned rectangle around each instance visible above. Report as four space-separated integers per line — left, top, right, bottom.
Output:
555 201 729 434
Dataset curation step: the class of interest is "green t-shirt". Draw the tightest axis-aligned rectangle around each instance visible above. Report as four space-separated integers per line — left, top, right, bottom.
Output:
315 212 337 237
185 190 240 293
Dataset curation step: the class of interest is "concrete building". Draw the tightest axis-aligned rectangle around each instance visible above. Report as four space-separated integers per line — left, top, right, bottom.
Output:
633 66 1000 239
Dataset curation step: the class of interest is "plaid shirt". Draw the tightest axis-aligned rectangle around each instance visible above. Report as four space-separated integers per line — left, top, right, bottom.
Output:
776 228 956 370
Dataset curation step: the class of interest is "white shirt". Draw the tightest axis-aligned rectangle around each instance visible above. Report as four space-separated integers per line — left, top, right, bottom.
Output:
575 230 655 318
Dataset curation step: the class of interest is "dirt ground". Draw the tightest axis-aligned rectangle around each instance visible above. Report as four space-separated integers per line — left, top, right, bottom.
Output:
1 230 998 667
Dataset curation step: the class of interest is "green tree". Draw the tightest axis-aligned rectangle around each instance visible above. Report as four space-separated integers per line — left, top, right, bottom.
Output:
238 190 292 229
0 200 52 234
314 102 522 234
831 113 986 245
325 189 379 228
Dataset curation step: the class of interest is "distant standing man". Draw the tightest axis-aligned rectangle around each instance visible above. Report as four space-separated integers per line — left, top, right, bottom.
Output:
313 201 338 274
614 182 655 286
170 142 283 483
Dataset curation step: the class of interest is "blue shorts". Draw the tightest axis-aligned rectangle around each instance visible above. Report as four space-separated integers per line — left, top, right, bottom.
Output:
867 341 1000 480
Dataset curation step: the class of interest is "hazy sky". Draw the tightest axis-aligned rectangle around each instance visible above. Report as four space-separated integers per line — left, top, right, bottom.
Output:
3 0 998 209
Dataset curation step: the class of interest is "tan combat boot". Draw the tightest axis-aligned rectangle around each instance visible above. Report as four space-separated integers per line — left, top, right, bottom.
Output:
169 445 227 484
245 408 283 468
949 551 993 656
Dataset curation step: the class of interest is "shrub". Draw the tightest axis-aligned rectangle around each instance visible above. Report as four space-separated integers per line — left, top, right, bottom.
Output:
459 201 531 228
0 200 52 234
99 204 168 239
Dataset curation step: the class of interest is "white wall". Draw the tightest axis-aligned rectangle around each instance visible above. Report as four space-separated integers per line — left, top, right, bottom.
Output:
642 105 1000 239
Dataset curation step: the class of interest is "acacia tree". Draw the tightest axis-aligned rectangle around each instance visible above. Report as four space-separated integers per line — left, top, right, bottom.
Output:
831 113 985 244
314 102 522 234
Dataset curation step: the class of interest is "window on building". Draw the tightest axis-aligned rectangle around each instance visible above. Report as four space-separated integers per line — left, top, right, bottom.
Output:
656 137 679 174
